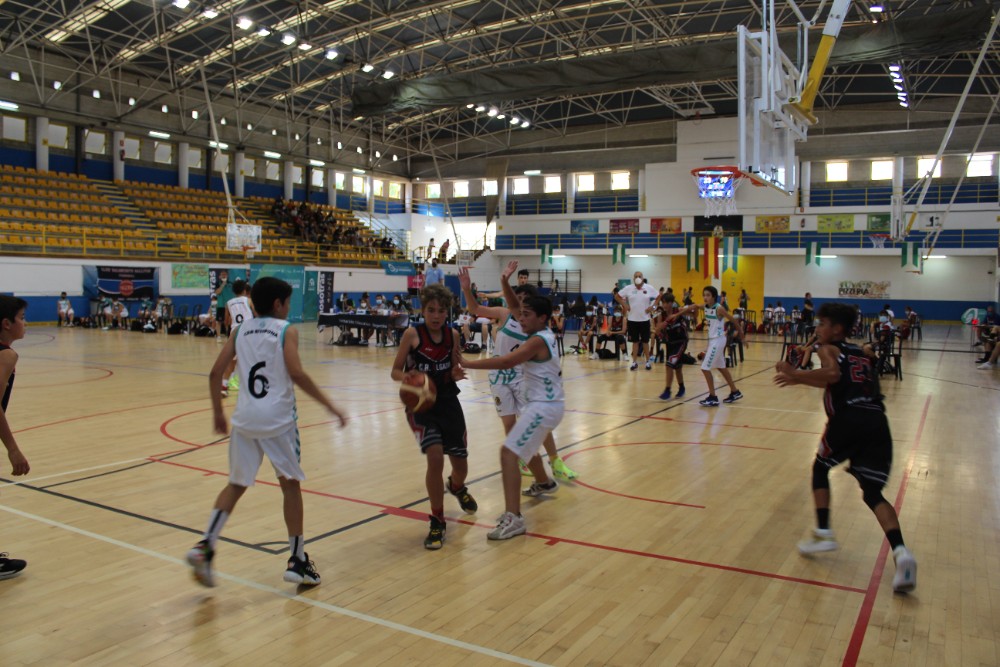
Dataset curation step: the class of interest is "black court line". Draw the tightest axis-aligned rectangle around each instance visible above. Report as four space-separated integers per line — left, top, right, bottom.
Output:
905 371 1000 392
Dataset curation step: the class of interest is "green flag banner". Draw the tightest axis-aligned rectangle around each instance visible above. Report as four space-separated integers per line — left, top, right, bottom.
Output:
805 241 822 266
686 235 700 272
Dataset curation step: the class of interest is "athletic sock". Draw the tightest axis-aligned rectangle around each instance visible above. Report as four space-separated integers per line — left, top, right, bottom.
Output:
203 509 229 548
885 528 904 550
431 508 445 522
816 508 830 530
289 535 306 560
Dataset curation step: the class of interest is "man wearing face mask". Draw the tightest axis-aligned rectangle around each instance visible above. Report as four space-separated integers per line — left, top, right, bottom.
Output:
615 271 657 371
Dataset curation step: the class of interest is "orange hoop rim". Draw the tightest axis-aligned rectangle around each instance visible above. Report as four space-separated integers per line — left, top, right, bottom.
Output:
690 165 745 179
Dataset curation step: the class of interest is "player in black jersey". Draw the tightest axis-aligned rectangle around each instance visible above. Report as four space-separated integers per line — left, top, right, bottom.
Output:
0 296 30 580
391 284 478 550
774 303 916 593
655 296 688 400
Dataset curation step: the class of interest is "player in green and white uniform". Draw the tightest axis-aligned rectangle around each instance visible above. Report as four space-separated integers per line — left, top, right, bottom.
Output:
670 285 743 407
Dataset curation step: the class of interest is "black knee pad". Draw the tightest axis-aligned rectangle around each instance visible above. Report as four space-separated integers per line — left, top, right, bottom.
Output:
812 459 830 490
861 483 886 510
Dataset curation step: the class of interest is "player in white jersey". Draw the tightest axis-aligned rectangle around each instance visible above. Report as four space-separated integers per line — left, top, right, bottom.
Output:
670 285 743 407
458 264 577 481
461 293 566 541
187 277 346 588
221 279 254 396
56 292 74 327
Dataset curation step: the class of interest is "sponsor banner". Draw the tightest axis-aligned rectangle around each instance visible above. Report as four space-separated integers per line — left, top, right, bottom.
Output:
838 280 890 300
171 263 209 289
317 271 335 313
867 213 891 232
755 215 790 233
381 260 417 276
407 274 426 292
609 218 639 234
818 214 855 233
651 217 682 234
85 265 158 299
249 264 305 323
570 219 599 235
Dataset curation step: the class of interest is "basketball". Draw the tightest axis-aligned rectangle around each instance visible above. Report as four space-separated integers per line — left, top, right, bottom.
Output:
697 351 706 361
399 372 437 413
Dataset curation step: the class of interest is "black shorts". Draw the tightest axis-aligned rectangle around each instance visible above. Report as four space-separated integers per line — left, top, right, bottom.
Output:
627 320 651 343
598 333 626 345
406 394 468 458
817 409 892 488
665 340 688 368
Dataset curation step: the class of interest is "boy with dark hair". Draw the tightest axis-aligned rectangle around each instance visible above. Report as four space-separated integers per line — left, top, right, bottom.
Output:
221 279 254 395
0 296 30 579
187 277 347 588
461 293 564 540
656 297 688 400
56 292 74 327
774 303 916 593
391 283 478 550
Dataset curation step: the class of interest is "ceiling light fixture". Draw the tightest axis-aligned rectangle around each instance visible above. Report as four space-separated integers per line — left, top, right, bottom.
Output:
149 130 171 139
191 110 198 119
889 64 901 72
257 27 271 37
352 168 365 174
9 72 19 82
309 159 325 167
237 16 253 30
298 42 312 51
128 97 136 106
524 170 541 175
487 107 498 117
201 8 218 19
361 63 375 73
356 146 363 154
520 120 530 128
172 0 190 9
0 100 19 111
466 103 474 109
220 117 226 125
382 70 395 79
870 4 884 12
475 104 486 112
392 154 398 161
294 133 300 141
161 104 169 113
325 48 338 60
264 151 281 159
337 141 343 149
246 123 252 130
281 33 296 46
92 89 101 99
496 114 505 120
209 140 228 150
510 116 520 124
271 128 278 136
53 81 61 90
375 150 381 158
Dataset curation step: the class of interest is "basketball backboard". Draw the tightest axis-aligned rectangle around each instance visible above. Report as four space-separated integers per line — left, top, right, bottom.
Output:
737 24 810 196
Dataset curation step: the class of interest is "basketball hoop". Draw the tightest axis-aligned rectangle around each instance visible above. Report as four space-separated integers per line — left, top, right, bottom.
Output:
869 234 891 249
691 166 747 217
242 245 256 260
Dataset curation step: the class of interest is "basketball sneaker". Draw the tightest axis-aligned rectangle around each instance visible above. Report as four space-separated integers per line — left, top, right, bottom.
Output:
284 553 321 586
892 546 917 593
797 528 839 555
659 388 672 400
551 457 578 480
630 362 638 371
723 390 744 404
424 516 446 550
518 459 532 477
699 396 720 407
977 362 994 370
0 553 27 580
487 512 526 540
522 480 559 497
227 376 240 392
645 357 653 370
186 540 215 587
676 384 686 398
447 476 478 514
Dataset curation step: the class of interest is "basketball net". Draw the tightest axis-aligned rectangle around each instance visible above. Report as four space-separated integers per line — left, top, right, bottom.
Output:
691 166 747 217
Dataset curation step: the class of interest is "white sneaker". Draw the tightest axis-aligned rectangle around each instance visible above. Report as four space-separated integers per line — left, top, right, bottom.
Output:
892 546 917 593
522 480 559 497
487 512 526 540
645 358 653 370
978 362 994 370
797 528 838 555
589 352 599 359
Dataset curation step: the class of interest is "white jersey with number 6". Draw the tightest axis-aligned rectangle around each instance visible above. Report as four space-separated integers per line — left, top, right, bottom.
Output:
230 317 296 438
227 295 254 327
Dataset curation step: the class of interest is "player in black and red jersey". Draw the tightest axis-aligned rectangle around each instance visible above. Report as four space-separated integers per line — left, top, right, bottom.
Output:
391 283 478 550
0 296 30 580
656 296 688 400
774 303 916 593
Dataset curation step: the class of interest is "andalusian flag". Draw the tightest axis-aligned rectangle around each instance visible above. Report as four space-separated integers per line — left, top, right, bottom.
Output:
540 244 554 264
805 241 822 266
686 235 700 272
612 244 627 265
703 235 720 279
722 236 740 273
901 242 921 268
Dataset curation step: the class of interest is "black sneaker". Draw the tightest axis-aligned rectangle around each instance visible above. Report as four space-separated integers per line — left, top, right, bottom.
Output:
699 395 720 407
284 553 321 585
0 553 26 580
723 390 744 404
447 476 478 514
676 384 686 398
424 515 446 550
185 540 215 587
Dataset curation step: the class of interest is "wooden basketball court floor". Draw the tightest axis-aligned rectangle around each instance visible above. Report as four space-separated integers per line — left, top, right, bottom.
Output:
1 323 997 666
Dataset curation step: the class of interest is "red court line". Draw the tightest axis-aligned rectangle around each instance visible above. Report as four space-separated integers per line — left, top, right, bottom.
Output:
13 396 209 434
642 415 822 435
570 480 706 508
842 394 931 667
16 366 114 388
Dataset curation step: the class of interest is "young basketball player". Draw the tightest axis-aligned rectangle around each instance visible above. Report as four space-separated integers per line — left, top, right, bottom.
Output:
110 296 128 329
670 286 743 406
222 279 255 395
774 303 917 593
656 297 688 400
458 264 576 483
56 292 74 327
577 307 598 356
187 277 347 588
0 296 30 579
390 283 478 550
598 306 627 359
460 294 564 540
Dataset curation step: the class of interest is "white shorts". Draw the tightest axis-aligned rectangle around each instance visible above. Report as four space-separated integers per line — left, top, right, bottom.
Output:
490 382 525 418
701 337 728 371
228 425 305 487
58 307 72 314
103 307 113 315
504 401 564 462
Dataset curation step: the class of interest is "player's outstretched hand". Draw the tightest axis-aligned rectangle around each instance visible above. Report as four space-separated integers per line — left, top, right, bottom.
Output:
452 364 468 381
330 406 348 428
775 360 795 375
8 448 29 476
458 266 471 289
773 372 797 387
501 260 518 282
213 410 229 435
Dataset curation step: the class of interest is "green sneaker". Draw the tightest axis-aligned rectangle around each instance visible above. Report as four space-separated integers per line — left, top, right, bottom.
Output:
518 459 532 477
551 457 578 480
227 376 240 391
